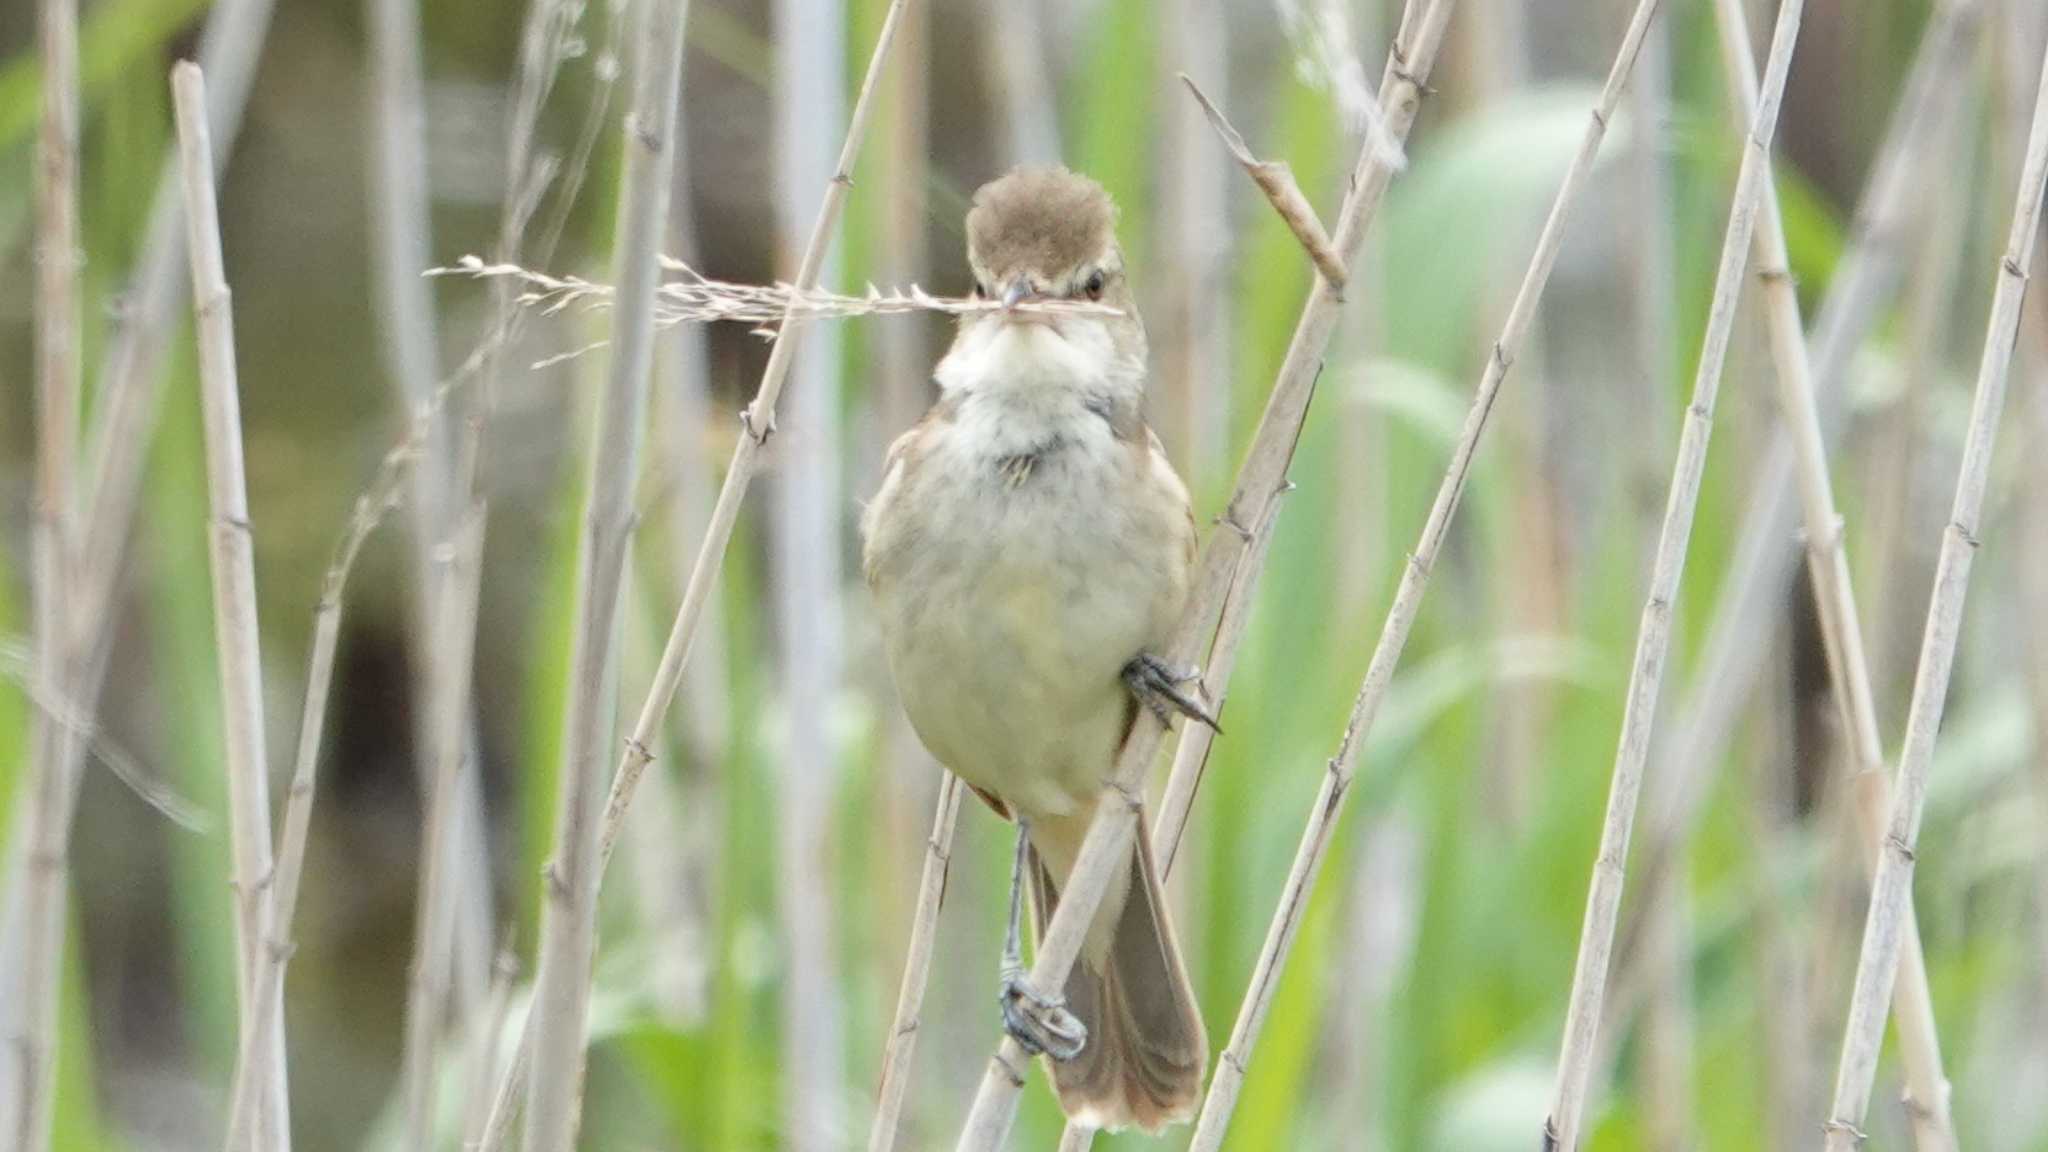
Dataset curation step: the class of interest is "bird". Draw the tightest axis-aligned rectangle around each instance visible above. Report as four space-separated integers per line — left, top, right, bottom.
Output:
861 165 1212 1132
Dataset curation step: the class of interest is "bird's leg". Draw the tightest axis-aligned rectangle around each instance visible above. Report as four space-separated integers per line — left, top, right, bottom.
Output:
1122 651 1222 732
997 818 1086 1061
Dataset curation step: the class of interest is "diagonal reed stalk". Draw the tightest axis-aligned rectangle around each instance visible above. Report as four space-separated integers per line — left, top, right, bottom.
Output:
865 773 963 1152
952 2 1457 1145
1180 2 1667 1145
1821 28 2048 1152
519 0 689 1146
10 0 80 1143
475 3 915 1146
1541 1 1804 1147
172 61 295 1152
1707 0 1957 1143
1621 0 1982 928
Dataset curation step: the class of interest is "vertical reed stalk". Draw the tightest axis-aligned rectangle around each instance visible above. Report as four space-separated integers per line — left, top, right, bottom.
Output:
1822 29 2048 1152
8 2 280 1139
1613 0 1982 1001
1180 3 1668 1145
957 2 1459 1144
987 0 1060 164
10 0 81 1143
772 0 850 1144
399 508 488 1151
368 0 500 1031
1543 2 1804 1147
520 0 689 1146
174 60 293 1152
478 5 918 1145
1709 1 1960 1144
866 774 963 1152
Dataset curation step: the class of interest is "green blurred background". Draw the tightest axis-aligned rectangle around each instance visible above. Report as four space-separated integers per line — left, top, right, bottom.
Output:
4 0 2048 1148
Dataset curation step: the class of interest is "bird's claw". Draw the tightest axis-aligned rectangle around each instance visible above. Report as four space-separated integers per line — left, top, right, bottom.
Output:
999 965 1087 1061
1122 652 1222 732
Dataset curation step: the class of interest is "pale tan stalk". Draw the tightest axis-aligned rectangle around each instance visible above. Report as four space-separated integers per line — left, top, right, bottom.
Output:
954 4 1459 1145
1822 30 2048 1152
1181 4 1669 1147
9 2 279 1139
866 774 964 1152
479 5 917 1145
399 508 488 1152
1154 0 1230 486
368 0 499 1028
1710 0 1959 1142
1612 0 1983 1052
459 950 520 1148
172 62 294 1152
986 0 1059 163
519 0 688 1145
1180 77 1347 288
770 0 851 1144
1543 2 1804 1147
9 0 81 1142
1624 14 1688 1147
1629 0 1982 906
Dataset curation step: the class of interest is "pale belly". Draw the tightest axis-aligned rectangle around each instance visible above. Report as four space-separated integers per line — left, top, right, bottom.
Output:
870 436 1180 821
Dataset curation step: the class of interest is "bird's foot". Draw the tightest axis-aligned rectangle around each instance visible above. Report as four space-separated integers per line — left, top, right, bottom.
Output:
1121 652 1222 732
999 965 1086 1061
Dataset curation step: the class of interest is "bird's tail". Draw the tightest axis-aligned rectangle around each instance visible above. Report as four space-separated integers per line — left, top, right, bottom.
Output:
1028 808 1207 1133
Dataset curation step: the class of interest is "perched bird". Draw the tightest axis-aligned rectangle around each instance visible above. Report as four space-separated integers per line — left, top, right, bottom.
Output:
861 166 1212 1131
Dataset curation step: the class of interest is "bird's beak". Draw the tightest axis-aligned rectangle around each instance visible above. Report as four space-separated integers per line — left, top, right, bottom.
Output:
1001 278 1033 309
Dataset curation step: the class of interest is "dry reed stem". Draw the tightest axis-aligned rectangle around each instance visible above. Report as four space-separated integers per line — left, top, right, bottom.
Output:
8 1 277 1140
865 774 964 1152
460 950 520 1148
1541 1 1804 1147
226 5 622 1143
1616 0 1981 990
953 3 1458 1145
520 0 688 1145
71 0 278 748
1178 75 1348 289
771 0 851 1143
172 61 294 1152
1182 3 1668 1146
1709 0 1958 1144
399 509 488 1151
1822 29 2048 1152
478 5 916 1145
9 0 81 1142
986 0 1060 164
369 0 499 1029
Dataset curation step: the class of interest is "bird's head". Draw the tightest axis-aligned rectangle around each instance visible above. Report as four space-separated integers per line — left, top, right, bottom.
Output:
964 166 1134 324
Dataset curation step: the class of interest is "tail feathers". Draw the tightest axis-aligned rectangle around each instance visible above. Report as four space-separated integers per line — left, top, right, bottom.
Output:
1028 815 1207 1132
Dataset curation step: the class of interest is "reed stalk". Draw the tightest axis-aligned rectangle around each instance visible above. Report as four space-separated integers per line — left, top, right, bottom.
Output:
954 3 1459 1145
1708 0 1959 1142
519 0 689 1145
1178 3 1669 1145
172 60 294 1152
1542 2 1803 1147
1614 0 1982 1008
865 774 964 1152
398 508 488 1151
1822 27 2048 1152
9 0 81 1142
7 1 280 1140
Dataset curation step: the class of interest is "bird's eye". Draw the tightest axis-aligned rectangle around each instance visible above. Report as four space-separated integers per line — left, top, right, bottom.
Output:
1083 270 1106 300
972 280 989 299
